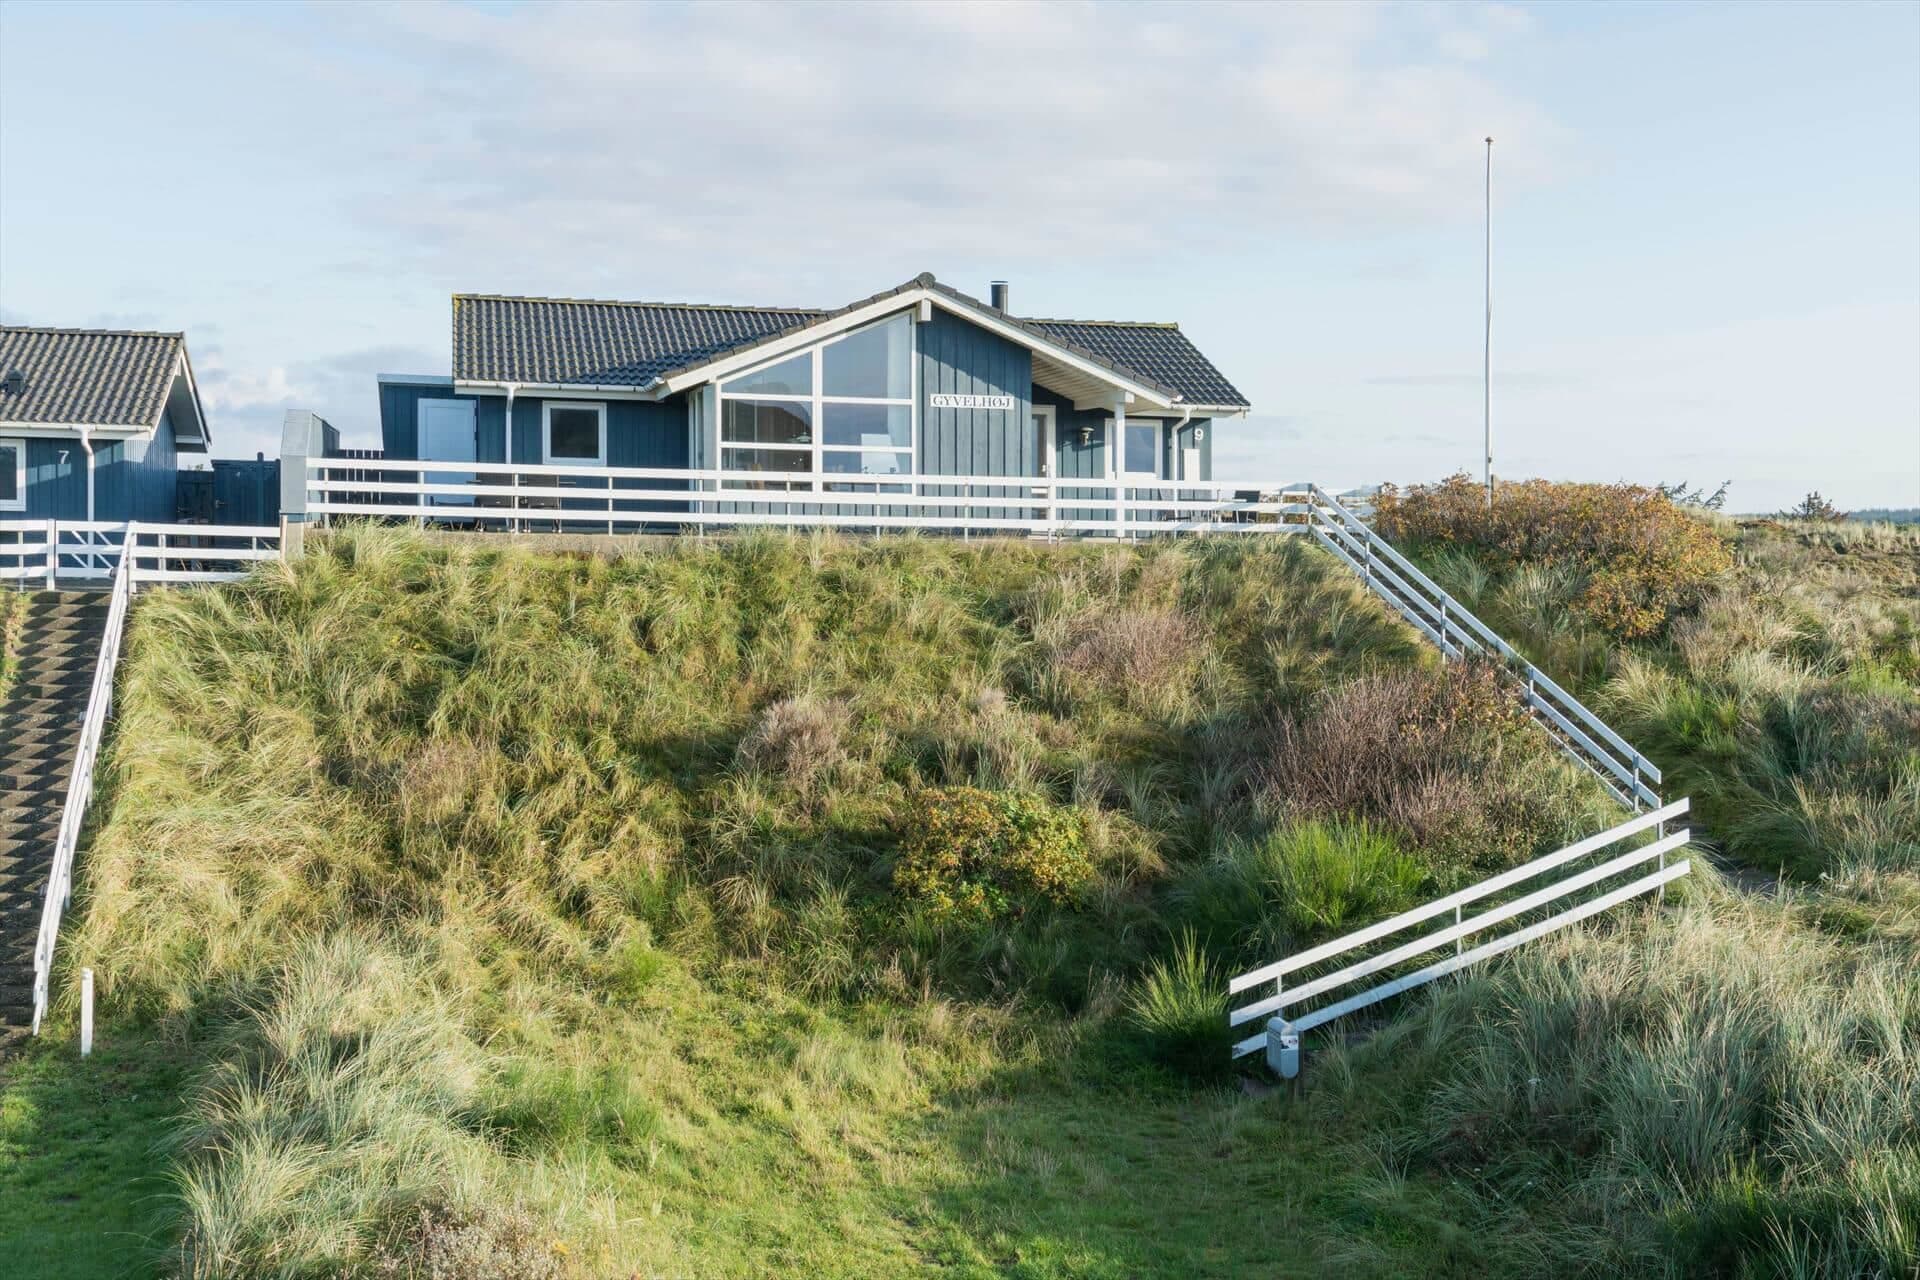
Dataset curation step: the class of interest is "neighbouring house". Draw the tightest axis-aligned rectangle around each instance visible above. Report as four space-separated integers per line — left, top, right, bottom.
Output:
0 326 211 523
292 274 1248 524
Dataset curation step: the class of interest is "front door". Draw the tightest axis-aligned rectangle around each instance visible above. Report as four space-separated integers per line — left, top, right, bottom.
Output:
1032 405 1056 477
417 398 476 508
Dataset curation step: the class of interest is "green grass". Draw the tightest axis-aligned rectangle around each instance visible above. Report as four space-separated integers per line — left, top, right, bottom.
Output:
0 520 1913 1278
0 1034 186 1275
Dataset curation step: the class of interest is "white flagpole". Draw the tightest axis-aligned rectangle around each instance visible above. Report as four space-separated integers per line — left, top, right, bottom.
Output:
1484 136 1494 509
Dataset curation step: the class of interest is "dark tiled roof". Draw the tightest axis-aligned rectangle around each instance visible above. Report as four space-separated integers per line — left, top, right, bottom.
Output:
0 326 184 427
453 294 823 387
452 273 1248 409
1025 319 1249 408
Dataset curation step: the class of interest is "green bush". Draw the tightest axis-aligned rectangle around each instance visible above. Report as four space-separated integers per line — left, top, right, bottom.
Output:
1126 930 1230 1077
1260 819 1426 934
891 786 1093 922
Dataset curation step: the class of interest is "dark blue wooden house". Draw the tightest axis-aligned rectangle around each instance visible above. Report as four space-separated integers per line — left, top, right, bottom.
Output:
0 326 210 523
360 274 1249 501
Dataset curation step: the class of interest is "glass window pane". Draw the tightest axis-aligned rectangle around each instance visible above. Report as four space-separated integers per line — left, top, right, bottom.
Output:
822 449 908 477
549 407 602 461
723 447 812 489
722 399 812 445
0 444 16 501
821 402 910 449
823 314 911 399
1125 423 1159 475
721 352 813 397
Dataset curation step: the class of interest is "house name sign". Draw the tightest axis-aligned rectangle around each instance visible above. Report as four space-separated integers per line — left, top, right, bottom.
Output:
928 393 1016 410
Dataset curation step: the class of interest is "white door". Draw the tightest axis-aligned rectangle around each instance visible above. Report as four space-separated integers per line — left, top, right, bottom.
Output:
417 398 476 506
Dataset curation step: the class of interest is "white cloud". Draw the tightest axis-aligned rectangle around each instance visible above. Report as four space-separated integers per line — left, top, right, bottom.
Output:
194 343 437 457
317 0 1556 295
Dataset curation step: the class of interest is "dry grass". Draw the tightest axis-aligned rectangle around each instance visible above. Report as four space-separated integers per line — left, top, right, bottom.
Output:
30 518 1909 1279
1334 881 1920 1278
64 525 1507 1275
734 694 852 800
1258 659 1608 876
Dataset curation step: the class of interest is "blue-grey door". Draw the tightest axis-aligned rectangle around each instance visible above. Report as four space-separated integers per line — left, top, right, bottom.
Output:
418 398 476 507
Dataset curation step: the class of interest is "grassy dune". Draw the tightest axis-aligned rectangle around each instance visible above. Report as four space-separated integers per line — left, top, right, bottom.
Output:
1 517 1915 1278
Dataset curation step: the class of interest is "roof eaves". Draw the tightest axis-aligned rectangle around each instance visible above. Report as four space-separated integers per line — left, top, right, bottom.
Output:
643 274 938 390
645 273 1185 405
919 279 1184 403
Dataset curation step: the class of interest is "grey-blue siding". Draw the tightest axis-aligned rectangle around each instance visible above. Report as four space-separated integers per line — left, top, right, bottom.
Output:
18 425 177 521
374 310 1211 535
917 310 1034 522
377 381 688 525
380 382 687 470
21 439 85 519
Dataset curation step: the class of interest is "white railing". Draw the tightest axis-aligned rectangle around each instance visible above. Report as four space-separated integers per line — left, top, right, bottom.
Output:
0 520 281 587
7 520 278 1034
1292 486 1663 811
1227 798 1691 1071
27 530 135 1034
301 457 1318 538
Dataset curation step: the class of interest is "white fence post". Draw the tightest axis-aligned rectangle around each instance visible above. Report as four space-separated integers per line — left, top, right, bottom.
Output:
44 518 57 589
80 968 93 1056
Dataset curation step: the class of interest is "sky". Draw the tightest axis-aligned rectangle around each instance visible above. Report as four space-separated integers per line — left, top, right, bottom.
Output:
1 0 1916 513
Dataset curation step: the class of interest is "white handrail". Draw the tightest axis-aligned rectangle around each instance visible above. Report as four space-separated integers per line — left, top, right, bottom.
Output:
299 457 1320 539
1297 484 1661 810
1227 798 1691 1066
28 528 135 1034
2 521 282 586
3 520 282 1032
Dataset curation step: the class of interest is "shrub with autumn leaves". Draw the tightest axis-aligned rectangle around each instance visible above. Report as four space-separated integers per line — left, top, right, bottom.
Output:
1372 473 1732 639
892 786 1094 922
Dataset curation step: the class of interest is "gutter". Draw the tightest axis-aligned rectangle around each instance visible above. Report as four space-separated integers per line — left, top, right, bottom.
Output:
453 377 666 401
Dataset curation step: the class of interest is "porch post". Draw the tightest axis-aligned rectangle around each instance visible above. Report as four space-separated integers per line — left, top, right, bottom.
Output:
1111 395 1126 541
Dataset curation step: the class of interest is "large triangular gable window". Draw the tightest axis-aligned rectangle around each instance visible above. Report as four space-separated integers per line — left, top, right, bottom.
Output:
717 313 913 491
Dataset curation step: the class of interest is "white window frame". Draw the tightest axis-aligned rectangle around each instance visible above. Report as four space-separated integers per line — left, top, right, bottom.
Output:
717 313 916 491
1120 419 1165 481
542 400 608 467
0 436 25 511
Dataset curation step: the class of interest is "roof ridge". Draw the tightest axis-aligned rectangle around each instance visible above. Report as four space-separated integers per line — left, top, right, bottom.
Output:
453 293 826 315
1026 317 1181 329
0 324 184 340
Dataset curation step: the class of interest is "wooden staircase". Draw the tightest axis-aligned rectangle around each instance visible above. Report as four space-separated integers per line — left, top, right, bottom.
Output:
0 593 109 1045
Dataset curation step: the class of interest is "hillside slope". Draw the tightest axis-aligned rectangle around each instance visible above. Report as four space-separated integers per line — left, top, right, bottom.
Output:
2 519 1915 1279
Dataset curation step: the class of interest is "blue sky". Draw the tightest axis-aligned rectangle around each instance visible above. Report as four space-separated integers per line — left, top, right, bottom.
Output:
2 0 1915 511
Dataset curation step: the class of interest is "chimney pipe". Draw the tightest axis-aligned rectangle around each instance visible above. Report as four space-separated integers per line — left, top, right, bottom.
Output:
990 280 1009 312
